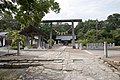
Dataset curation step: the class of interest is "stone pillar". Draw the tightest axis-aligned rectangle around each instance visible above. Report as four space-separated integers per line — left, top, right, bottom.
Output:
3 38 5 46
72 21 75 49
75 43 78 49
104 42 108 58
37 35 42 49
112 43 115 47
87 43 89 49
79 43 83 50
46 43 49 49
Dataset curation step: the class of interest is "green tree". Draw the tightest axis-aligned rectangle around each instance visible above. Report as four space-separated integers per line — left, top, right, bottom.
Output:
6 30 25 48
39 23 50 40
106 13 120 31
84 29 96 42
77 32 84 39
75 19 115 43
0 0 60 27
0 13 20 31
0 0 60 53
75 22 84 35
110 28 120 45
53 23 72 35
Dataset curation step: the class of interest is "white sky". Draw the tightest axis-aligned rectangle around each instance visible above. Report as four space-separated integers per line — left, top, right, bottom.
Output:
43 0 120 21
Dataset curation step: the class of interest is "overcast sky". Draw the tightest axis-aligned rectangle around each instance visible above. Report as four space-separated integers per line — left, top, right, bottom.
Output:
43 0 120 21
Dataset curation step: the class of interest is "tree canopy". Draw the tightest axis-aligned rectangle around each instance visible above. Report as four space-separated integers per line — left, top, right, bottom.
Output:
0 13 20 31
75 13 120 45
0 0 60 27
0 0 60 50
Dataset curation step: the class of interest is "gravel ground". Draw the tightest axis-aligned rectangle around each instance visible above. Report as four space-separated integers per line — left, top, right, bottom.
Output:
17 46 120 80
0 46 120 80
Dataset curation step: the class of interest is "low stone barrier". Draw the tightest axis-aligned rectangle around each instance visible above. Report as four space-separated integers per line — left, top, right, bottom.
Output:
75 43 115 50
86 43 115 50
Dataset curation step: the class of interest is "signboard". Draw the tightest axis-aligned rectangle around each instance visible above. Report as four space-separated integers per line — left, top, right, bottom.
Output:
56 35 76 40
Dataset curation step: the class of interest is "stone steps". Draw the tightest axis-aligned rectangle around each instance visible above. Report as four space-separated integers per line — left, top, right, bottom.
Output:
0 62 43 68
0 58 64 68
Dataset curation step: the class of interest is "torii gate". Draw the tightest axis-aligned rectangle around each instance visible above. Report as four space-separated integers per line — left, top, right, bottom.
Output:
42 19 82 49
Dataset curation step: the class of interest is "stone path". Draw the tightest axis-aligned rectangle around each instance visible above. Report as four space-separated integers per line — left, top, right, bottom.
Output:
18 46 120 80
86 49 120 61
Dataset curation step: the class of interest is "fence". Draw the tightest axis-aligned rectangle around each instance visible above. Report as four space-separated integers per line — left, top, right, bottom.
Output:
75 43 115 50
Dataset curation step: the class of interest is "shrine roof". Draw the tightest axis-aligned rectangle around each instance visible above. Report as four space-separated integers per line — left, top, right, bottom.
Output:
19 25 46 36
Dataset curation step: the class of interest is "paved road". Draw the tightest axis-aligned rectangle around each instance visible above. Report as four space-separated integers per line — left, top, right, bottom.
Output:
18 46 120 80
85 49 120 59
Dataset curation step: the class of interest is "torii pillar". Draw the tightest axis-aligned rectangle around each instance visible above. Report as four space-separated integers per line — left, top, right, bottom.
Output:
49 22 53 48
72 21 75 49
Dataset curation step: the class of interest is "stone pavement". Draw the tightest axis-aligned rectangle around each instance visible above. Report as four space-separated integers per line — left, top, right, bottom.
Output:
0 47 17 56
85 49 120 57
18 46 120 80
84 49 120 72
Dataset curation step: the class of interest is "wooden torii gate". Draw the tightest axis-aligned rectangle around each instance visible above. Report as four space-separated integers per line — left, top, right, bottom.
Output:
42 19 82 48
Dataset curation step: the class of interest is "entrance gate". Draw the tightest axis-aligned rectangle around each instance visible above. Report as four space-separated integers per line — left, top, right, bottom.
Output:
42 19 82 48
